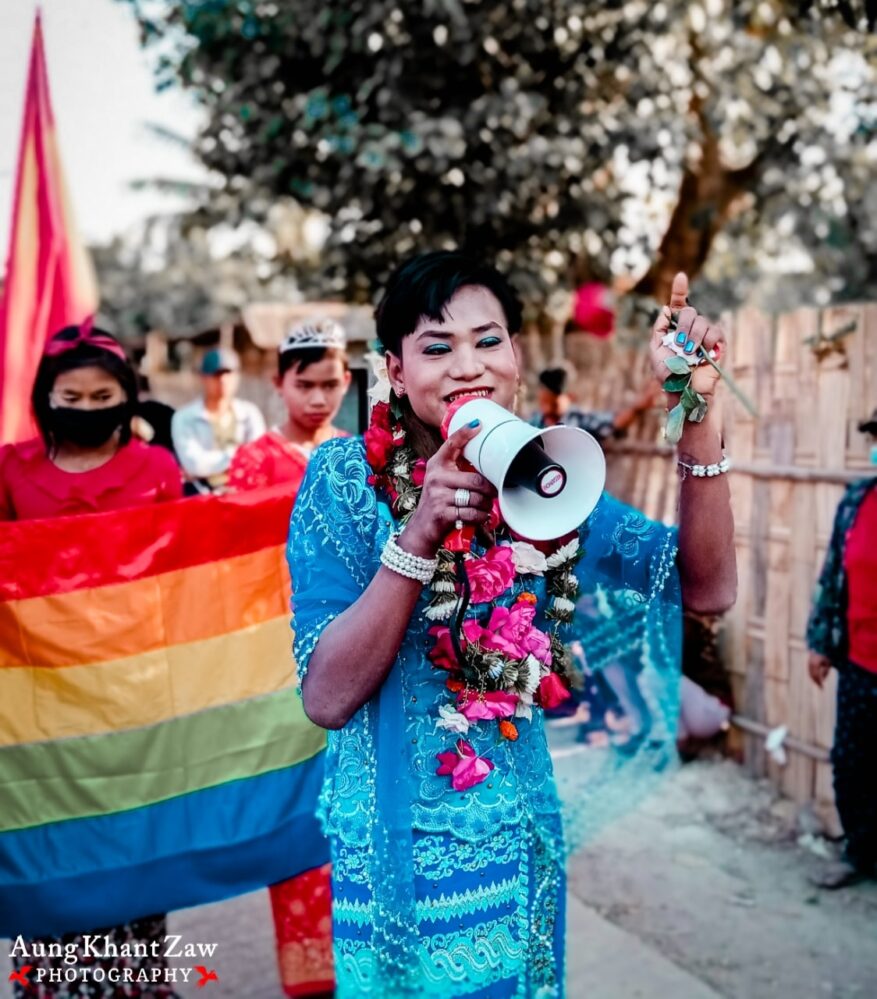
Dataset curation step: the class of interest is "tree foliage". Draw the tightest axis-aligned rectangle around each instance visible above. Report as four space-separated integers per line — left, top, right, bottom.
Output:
122 0 876 315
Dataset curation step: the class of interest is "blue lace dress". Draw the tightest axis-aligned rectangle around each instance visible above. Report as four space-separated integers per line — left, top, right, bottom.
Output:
289 438 681 998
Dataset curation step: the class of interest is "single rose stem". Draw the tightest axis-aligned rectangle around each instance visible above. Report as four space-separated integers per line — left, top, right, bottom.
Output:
696 347 759 418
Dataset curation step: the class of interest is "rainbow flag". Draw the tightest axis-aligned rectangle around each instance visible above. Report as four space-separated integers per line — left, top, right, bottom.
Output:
0 487 328 937
0 13 99 444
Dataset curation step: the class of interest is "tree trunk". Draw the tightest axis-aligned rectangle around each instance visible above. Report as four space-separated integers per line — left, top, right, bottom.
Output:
633 94 758 303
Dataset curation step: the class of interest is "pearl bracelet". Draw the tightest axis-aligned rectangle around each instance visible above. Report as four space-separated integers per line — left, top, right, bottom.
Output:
380 533 438 584
678 451 731 479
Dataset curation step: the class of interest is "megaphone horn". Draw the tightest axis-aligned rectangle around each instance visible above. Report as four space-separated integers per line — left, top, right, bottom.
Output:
446 398 606 542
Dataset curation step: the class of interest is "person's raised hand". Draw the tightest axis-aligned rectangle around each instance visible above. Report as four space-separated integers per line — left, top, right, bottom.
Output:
650 272 727 399
400 420 496 556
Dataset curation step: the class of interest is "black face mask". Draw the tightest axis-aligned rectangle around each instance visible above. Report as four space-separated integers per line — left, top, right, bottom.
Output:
46 403 131 448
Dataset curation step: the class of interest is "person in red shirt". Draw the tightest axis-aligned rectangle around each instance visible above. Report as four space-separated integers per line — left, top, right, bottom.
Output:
228 318 350 998
228 318 351 494
807 409 877 889
4 323 181 999
0 324 181 521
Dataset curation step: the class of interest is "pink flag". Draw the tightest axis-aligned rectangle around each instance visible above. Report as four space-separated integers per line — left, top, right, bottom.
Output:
0 13 99 444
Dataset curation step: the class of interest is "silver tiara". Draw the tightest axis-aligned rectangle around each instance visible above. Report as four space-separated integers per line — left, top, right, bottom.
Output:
280 318 346 352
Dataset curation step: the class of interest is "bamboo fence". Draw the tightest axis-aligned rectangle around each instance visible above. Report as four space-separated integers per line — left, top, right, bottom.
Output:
534 304 876 833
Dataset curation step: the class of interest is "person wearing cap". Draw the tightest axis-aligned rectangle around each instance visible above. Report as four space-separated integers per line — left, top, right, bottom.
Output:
171 347 265 494
228 319 351 495
806 408 877 889
532 366 660 443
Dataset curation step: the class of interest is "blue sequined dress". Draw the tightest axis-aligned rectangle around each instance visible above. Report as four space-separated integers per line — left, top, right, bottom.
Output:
289 438 681 998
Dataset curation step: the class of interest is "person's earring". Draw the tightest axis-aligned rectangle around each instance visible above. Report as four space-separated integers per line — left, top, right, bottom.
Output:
397 386 406 397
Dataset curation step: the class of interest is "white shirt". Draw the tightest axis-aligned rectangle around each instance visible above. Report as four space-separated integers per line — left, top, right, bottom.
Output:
171 397 266 480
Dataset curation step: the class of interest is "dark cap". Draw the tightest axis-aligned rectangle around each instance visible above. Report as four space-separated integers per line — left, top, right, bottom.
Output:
200 348 240 376
538 367 567 396
858 408 877 435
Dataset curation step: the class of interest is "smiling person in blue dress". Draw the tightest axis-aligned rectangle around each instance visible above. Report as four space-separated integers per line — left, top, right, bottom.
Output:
288 251 736 997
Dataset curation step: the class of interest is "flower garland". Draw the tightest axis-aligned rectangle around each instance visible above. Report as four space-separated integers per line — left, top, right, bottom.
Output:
365 400 583 792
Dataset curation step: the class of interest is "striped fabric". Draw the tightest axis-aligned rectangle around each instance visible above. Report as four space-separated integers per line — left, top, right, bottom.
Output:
0 486 328 936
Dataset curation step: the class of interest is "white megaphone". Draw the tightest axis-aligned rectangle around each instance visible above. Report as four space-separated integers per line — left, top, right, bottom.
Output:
446 398 606 541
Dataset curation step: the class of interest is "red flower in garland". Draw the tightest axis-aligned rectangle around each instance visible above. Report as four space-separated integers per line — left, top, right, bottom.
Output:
428 625 464 671
364 401 397 473
371 401 392 432
365 426 395 472
411 459 427 488
537 671 571 710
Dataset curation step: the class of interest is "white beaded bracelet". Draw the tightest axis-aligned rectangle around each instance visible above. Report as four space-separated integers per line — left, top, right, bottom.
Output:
678 451 731 479
380 533 438 584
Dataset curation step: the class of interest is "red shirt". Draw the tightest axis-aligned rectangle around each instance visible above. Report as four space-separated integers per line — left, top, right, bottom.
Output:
0 438 183 521
228 429 349 493
845 487 877 673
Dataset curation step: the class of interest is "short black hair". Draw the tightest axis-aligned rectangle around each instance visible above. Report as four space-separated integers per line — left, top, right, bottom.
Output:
374 251 524 355
538 368 567 395
278 345 349 379
32 326 137 450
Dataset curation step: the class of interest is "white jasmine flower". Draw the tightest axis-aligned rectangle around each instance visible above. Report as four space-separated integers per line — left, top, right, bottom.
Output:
435 704 470 735
552 596 576 616
424 603 455 621
521 655 541 694
511 541 548 576
515 700 533 722
546 539 580 569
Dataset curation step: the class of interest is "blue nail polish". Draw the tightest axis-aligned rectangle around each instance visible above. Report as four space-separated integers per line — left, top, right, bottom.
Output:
676 332 687 346
684 339 695 354
468 419 480 428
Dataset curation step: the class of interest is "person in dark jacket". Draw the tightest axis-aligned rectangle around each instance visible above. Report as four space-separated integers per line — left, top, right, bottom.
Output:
806 408 877 889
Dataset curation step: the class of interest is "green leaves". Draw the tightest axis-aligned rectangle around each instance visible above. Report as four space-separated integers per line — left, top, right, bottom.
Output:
663 368 708 442
662 373 690 393
664 356 692 376
117 0 877 312
665 403 687 444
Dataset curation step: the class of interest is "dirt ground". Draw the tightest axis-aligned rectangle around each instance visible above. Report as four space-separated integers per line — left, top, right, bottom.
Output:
3 758 875 998
566 757 877 999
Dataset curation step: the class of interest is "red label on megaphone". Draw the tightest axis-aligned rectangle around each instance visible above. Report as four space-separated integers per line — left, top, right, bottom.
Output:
538 467 567 497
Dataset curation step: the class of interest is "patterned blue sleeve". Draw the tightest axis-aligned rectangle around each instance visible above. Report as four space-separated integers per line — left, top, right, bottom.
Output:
288 438 379 693
580 492 678 599
557 492 682 851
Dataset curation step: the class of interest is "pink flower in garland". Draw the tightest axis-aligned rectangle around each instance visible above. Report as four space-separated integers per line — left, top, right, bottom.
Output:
456 689 519 721
460 601 553 665
465 545 516 603
435 738 494 791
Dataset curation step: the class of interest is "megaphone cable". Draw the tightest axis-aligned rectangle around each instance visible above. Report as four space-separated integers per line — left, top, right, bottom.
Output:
449 551 472 669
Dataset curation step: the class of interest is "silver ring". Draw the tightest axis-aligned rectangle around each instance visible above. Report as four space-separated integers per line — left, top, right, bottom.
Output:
455 519 464 531
454 487 471 509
